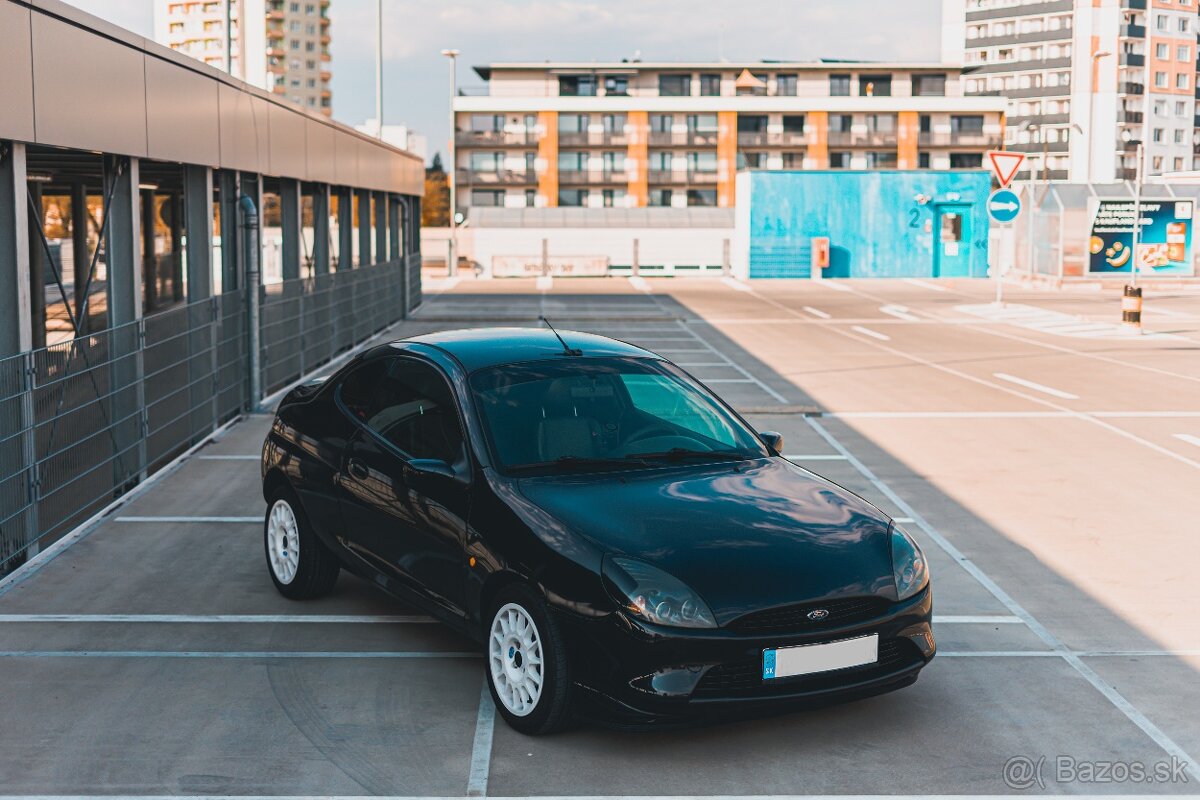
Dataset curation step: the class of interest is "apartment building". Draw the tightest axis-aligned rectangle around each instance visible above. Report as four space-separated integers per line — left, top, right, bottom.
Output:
153 0 332 116
452 61 1007 209
945 0 1200 180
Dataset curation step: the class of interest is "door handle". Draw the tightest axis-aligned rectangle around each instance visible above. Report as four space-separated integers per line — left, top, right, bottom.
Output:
347 459 369 480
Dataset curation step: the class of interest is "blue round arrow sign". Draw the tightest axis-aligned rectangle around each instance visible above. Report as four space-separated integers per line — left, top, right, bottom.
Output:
988 188 1021 224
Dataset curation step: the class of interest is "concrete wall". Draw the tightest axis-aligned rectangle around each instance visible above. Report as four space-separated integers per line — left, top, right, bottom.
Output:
734 170 993 279
0 0 422 195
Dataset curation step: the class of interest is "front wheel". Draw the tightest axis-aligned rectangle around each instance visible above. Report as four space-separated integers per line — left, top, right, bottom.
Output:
264 487 340 600
485 584 572 735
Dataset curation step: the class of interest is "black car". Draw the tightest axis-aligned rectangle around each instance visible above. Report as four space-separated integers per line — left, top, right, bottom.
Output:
261 327 934 734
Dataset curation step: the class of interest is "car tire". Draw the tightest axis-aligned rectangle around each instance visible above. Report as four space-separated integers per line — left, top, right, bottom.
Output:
485 584 572 735
264 486 340 600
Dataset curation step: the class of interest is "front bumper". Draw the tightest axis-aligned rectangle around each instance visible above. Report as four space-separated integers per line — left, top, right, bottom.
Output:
553 586 935 725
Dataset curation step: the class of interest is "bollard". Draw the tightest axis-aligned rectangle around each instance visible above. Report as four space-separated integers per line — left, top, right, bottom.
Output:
1121 285 1142 331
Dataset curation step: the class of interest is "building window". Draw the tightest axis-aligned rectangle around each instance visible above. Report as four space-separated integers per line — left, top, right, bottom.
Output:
1157 14 1169 30
470 152 503 172
782 152 804 168
912 73 946 96
687 189 717 206
650 113 673 133
1155 71 1168 87
1155 100 1167 116
289 39 299 49
559 75 596 96
699 73 722 96
737 152 765 169
859 73 892 96
864 151 898 168
603 75 628 96
829 114 853 133
557 152 587 172
782 115 805 133
1153 127 1164 142
1175 129 1186 143
866 114 896 133
775 74 797 96
470 114 503 133
557 113 588 133
949 153 983 168
602 189 614 207
1177 101 1188 116
1157 43 1169 59
602 113 627 134
687 113 719 133
918 152 931 168
602 151 626 175
1175 157 1184 171
1179 16 1190 32
648 189 672 206
829 152 852 168
558 189 588 207
470 189 504 206
1180 46 1191 61
1153 155 1164 172
525 190 536 207
687 151 718 173
658 74 691 96
736 115 768 133
950 115 985 134
1177 73 1190 89
829 73 851 96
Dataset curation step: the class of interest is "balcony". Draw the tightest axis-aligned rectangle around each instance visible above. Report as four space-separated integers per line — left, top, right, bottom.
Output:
557 170 592 185
599 131 628 146
1120 82 1144 95
737 132 769 146
919 132 1004 147
826 131 855 146
1122 139 1142 151
853 132 899 146
1118 110 1144 123
456 130 538 147
648 169 685 183
1120 52 1145 67
456 169 534 186
686 170 720 184
1120 23 1146 37
557 132 590 147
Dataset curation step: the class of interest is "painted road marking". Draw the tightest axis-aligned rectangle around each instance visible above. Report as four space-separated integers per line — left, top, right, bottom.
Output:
851 325 891 341
721 276 753 292
535 275 552 291
992 373 1079 400
674 320 789 404
820 281 852 292
903 278 949 292
1174 433 1200 448
806 417 1200 781
802 306 831 319
783 454 848 460
879 304 920 322
628 275 650 292
934 615 1023 624
197 454 258 460
0 614 437 624
0 650 480 659
467 679 497 797
115 516 260 523
830 410 1200 419
957 302 1180 340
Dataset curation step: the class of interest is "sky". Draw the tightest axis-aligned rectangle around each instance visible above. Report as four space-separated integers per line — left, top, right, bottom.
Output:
63 0 943 165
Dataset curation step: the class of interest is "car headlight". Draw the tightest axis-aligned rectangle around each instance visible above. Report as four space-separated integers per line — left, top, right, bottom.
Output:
602 556 717 629
890 522 929 601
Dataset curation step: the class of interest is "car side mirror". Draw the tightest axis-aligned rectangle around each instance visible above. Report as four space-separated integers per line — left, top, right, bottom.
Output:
759 431 784 455
406 458 457 479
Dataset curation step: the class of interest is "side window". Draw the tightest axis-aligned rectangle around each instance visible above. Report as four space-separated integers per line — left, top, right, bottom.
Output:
343 358 466 465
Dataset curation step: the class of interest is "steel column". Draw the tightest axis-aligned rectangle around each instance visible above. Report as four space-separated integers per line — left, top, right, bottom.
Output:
0 143 32 358
184 164 216 438
357 189 372 266
337 187 353 270
374 190 388 265
312 183 330 275
218 170 240 292
279 178 301 280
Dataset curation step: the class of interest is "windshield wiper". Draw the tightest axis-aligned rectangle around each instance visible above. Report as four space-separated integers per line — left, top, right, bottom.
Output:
511 455 648 472
625 448 751 463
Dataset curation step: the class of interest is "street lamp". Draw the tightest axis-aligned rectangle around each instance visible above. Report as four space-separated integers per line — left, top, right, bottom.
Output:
441 48 460 277
1084 51 1112 183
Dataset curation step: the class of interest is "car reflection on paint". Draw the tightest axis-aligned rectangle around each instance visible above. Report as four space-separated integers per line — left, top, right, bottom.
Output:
260 326 934 734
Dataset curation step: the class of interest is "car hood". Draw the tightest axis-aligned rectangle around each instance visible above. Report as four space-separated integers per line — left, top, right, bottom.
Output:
515 457 896 625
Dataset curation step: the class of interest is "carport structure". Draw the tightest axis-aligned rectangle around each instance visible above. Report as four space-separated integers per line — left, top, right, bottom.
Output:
0 0 424 577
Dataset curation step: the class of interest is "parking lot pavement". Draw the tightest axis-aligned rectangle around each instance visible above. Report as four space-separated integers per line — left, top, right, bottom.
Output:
0 275 1197 797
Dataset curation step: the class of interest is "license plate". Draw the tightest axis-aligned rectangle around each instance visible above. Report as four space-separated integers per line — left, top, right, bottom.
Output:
762 633 879 680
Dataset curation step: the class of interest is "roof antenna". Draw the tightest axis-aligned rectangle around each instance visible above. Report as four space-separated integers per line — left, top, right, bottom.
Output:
539 316 582 356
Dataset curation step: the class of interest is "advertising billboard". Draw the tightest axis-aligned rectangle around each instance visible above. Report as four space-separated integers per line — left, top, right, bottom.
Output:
1088 198 1195 276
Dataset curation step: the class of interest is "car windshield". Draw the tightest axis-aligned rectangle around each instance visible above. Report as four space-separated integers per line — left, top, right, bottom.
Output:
469 357 768 472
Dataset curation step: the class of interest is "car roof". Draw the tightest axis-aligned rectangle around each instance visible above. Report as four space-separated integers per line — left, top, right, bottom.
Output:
394 327 657 371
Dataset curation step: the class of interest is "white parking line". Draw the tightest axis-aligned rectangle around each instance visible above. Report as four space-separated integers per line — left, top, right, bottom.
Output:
805 416 1200 782
115 516 260 523
197 454 258 460
934 615 1023 624
992 372 1079 400
903 278 949 292
674 320 789 404
802 306 831 319
1174 433 1200 448
851 325 891 341
627 275 650 292
0 614 437 624
467 679 497 798
820 281 852 292
721 276 753 292
783 454 848 460
0 650 480 659
879 304 920 322
535 275 552 291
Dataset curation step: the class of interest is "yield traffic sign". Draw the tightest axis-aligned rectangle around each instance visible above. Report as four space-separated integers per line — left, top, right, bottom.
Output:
987 188 1021 224
987 150 1026 188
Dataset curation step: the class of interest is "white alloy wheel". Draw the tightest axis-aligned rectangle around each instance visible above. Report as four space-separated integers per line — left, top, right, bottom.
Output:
489 602 545 717
266 499 300 584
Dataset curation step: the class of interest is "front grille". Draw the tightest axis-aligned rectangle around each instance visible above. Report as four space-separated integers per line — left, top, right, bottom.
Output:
692 637 922 699
729 596 891 634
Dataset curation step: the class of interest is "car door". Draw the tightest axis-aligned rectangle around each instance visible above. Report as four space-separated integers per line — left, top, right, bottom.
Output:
335 355 471 617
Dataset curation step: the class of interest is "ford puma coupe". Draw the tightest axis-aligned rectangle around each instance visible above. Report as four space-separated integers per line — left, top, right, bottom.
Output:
261 326 934 734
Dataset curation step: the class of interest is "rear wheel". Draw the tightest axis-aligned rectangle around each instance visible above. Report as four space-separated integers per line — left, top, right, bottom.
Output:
264 486 339 600
485 584 572 735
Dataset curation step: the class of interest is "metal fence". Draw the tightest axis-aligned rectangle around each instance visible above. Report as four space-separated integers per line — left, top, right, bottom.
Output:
0 254 422 577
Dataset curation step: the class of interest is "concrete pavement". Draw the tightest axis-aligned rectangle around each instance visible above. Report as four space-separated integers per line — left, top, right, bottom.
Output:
0 275 1196 796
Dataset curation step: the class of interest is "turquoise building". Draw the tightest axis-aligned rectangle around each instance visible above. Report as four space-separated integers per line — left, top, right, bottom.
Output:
733 170 993 279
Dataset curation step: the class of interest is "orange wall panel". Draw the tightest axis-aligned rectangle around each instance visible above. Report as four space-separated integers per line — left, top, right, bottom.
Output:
808 110 828 168
897 111 919 170
537 110 558 206
627 110 649 207
717 110 737 206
